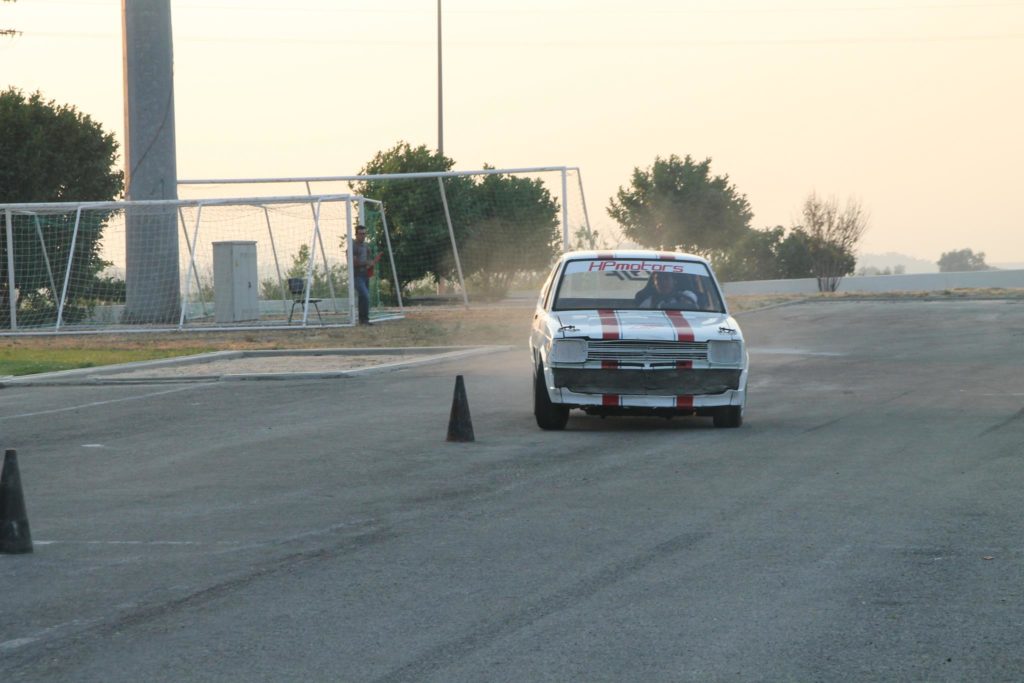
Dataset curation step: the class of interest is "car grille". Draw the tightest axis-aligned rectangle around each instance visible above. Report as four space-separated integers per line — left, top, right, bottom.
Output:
554 368 741 395
587 340 708 365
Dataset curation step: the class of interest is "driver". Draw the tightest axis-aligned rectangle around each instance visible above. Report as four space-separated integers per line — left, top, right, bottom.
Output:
635 271 698 310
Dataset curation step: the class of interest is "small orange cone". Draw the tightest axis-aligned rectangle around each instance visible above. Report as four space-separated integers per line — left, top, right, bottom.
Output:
0 449 33 554
446 375 475 442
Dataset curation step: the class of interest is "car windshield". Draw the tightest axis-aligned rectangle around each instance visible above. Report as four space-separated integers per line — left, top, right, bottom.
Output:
552 258 726 313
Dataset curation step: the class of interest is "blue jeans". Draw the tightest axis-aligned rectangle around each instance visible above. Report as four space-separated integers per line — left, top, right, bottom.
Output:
355 273 370 322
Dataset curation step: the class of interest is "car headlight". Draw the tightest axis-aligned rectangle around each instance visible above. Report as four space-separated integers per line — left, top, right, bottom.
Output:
550 338 588 364
708 340 743 365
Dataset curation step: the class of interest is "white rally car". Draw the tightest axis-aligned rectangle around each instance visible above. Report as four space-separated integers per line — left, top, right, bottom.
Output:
529 250 748 430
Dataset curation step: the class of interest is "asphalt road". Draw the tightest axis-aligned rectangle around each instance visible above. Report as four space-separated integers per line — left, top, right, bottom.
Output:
1 299 1023 682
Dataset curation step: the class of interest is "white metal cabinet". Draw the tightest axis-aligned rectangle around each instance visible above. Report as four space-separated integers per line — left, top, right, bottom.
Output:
212 241 259 323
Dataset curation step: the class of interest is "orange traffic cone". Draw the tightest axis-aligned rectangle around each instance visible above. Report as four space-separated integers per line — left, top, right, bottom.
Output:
0 449 33 554
446 375 475 442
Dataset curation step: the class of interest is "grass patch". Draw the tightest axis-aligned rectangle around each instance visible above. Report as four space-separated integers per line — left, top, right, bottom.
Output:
726 294 807 312
0 347 212 377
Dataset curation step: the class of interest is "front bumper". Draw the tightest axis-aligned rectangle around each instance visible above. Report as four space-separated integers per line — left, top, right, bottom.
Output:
553 367 742 395
543 364 747 410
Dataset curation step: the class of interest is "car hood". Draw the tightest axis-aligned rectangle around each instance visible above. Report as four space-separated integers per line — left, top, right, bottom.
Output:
553 309 741 342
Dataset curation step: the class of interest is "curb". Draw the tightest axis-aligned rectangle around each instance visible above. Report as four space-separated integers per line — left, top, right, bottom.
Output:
731 299 811 316
0 346 513 387
731 295 1024 316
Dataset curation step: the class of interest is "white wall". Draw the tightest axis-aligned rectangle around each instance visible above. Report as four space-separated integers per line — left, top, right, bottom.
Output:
723 269 1024 296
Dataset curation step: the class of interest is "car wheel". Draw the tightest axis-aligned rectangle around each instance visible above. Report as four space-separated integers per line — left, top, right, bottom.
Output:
712 406 743 428
534 365 569 430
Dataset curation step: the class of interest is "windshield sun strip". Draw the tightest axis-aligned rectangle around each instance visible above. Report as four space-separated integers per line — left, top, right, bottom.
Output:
550 258 727 314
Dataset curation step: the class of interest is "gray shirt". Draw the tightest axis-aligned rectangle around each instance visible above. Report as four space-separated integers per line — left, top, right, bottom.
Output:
353 241 371 276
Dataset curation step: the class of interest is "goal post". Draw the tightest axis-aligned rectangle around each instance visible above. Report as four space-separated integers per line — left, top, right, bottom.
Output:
178 166 594 306
0 194 399 334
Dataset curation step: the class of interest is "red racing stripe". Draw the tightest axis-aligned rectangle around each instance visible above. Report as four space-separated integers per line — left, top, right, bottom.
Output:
597 309 620 340
664 310 694 342
602 394 620 406
676 395 694 409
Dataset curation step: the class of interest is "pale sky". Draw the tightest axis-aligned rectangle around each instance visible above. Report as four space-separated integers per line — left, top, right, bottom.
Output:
4 0 1023 264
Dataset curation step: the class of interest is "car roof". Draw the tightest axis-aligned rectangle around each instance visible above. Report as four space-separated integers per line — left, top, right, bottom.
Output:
558 249 711 266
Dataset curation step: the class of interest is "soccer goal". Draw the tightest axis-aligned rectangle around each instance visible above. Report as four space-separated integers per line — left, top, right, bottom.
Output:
0 193 398 333
179 166 594 305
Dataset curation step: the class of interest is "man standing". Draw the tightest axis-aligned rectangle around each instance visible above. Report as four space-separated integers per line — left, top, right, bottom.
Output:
352 224 380 325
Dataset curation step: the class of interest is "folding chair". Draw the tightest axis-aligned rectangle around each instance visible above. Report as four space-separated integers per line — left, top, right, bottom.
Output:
287 277 323 324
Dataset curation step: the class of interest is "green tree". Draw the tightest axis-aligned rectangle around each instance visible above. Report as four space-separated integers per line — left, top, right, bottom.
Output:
459 171 561 299
0 89 122 203
571 224 602 251
351 142 475 296
937 248 989 272
607 154 752 255
0 88 124 325
712 224 853 283
775 229 817 279
712 226 786 282
353 142 563 300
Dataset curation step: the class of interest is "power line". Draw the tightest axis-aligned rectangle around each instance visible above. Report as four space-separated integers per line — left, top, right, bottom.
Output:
16 29 1024 47
16 0 1024 12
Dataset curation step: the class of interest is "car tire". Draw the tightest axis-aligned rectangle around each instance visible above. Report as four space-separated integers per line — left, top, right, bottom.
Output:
534 365 569 430
713 406 743 428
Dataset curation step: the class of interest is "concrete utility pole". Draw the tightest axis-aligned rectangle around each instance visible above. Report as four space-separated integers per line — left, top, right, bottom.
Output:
437 0 444 158
121 0 180 323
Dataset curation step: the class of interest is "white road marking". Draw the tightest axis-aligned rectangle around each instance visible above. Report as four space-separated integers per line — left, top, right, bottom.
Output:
750 347 846 356
80 444 106 449
0 384 209 422
0 637 37 651
32 518 380 549
32 540 203 548
0 617 105 652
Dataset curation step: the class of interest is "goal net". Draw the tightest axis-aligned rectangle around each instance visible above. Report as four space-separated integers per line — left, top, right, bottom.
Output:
179 166 594 306
0 194 392 333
